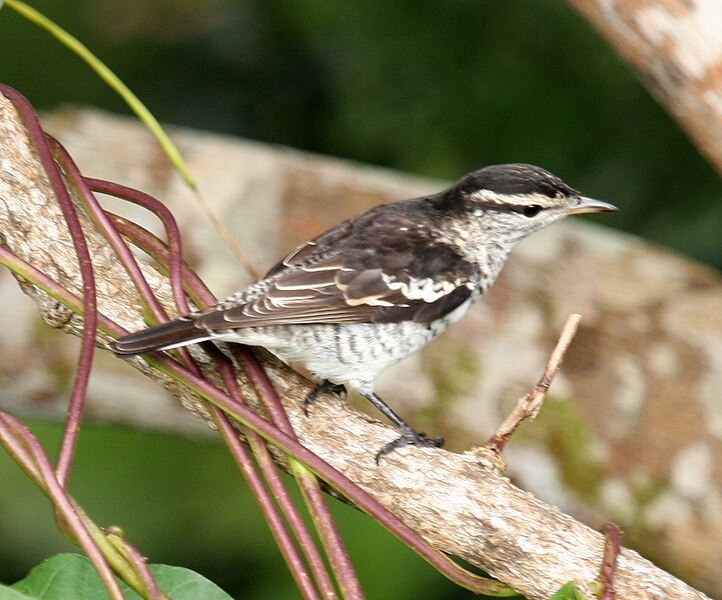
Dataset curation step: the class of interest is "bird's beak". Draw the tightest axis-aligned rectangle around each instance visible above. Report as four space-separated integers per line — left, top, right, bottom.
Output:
566 196 618 215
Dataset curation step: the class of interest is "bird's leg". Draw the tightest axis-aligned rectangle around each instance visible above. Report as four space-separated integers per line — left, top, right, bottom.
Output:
304 379 347 415
361 392 444 463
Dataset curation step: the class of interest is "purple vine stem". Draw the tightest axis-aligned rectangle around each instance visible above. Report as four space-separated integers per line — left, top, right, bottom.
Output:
234 344 363 599
87 175 341 598
0 84 512 596
0 209 509 596
107 171 360 598
86 177 336 599
106 531 165 600
3 87 175 600
98 170 364 599
211 390 324 600
0 84 97 488
0 412 125 599
105 211 343 598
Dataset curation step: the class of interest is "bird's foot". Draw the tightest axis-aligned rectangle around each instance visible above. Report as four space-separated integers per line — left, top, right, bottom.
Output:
304 380 347 415
375 429 444 464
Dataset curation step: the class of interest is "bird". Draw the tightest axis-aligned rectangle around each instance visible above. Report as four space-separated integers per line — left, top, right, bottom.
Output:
111 163 616 462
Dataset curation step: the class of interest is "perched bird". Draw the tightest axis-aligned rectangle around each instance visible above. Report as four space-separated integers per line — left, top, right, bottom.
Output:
111 164 616 461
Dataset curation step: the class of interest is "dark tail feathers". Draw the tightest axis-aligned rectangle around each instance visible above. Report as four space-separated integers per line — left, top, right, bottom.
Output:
110 318 212 355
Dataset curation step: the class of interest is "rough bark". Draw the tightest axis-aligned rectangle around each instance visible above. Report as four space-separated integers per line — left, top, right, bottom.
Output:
0 92 714 598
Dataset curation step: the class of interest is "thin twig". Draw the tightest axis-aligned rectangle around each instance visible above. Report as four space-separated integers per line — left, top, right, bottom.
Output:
192 187 259 279
484 313 582 455
598 523 622 600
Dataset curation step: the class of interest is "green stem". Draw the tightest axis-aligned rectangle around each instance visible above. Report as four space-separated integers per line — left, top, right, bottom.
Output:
3 0 195 187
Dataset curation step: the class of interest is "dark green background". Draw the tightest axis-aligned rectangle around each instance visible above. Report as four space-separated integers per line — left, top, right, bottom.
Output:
0 1 719 598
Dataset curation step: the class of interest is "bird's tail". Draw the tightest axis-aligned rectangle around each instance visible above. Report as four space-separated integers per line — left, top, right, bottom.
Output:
110 318 213 355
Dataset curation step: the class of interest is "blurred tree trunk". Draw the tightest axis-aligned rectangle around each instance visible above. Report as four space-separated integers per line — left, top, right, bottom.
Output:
569 0 722 177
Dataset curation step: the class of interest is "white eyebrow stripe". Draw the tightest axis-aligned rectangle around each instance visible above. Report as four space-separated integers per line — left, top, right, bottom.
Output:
469 189 559 209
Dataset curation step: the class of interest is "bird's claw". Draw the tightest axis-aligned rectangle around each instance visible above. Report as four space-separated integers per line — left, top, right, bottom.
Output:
303 380 346 416
375 430 444 464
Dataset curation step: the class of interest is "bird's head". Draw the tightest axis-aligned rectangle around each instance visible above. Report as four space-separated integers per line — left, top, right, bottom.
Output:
438 163 617 244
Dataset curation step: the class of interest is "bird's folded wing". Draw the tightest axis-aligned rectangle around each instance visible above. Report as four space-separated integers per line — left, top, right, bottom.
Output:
195 255 473 329
196 210 477 330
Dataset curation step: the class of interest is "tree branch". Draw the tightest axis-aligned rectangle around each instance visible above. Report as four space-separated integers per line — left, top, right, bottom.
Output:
0 91 710 599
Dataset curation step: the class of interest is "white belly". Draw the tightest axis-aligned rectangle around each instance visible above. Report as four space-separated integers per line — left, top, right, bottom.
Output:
219 300 472 394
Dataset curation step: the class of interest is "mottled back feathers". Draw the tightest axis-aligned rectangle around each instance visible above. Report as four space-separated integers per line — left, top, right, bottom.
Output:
194 205 476 332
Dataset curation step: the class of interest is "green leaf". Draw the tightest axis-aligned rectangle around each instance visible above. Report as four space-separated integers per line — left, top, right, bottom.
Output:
11 554 111 599
138 564 233 600
0 584 36 600
11 553 232 600
548 581 586 600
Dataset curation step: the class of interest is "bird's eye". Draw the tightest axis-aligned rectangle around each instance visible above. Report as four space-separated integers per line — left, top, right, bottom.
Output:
522 204 543 218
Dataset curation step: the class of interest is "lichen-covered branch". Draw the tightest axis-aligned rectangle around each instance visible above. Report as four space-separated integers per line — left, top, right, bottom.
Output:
0 92 711 599
569 0 722 177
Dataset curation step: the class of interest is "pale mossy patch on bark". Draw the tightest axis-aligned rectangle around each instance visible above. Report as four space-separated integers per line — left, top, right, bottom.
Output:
518 396 607 504
425 344 481 422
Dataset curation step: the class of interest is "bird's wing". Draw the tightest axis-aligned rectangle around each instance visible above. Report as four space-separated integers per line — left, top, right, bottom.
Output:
195 208 476 331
